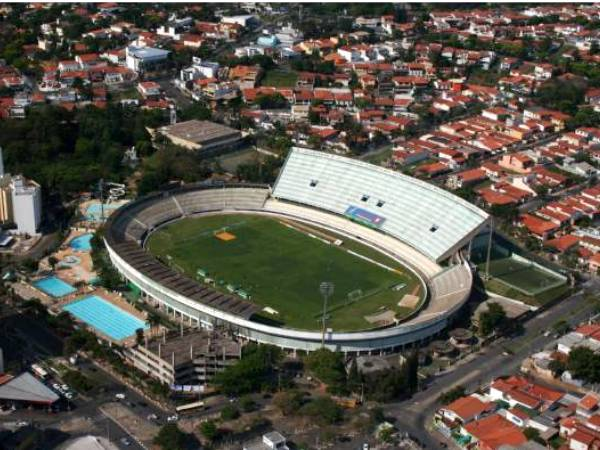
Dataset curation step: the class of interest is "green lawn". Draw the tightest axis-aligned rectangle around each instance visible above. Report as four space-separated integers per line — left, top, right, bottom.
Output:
146 214 422 331
260 69 298 87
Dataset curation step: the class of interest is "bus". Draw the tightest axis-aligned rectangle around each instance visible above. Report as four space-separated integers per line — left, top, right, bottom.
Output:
175 400 205 414
31 364 49 380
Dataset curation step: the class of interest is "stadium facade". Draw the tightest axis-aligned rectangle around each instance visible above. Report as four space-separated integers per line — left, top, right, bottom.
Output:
104 148 489 354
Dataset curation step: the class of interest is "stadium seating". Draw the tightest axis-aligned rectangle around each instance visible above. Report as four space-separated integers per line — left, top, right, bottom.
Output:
135 197 181 229
273 148 489 262
174 187 268 215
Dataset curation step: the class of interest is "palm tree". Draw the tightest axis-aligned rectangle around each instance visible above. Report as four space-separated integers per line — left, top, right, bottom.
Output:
48 256 59 271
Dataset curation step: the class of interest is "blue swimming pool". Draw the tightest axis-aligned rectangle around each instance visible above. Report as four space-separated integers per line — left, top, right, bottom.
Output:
85 203 121 222
69 233 93 251
33 276 77 297
63 295 148 341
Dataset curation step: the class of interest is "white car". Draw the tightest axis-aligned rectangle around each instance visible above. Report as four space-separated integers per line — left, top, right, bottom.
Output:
115 393 126 400
52 383 61 391
65 393 74 400
166 415 178 422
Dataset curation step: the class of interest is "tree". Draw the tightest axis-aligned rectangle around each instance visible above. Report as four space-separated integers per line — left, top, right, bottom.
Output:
255 93 288 110
154 423 186 450
213 344 282 395
48 255 59 271
300 396 343 425
347 358 362 392
304 348 347 392
135 328 144 346
524 427 543 444
307 134 322 149
567 347 600 383
549 359 566 378
273 390 304 416
536 78 586 115
478 302 507 336
490 203 518 223
438 385 466 405
199 420 219 442
240 395 256 412
405 349 419 393
221 404 240 421
552 320 570 336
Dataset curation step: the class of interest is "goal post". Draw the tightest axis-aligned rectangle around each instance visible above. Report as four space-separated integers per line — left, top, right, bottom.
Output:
347 289 363 304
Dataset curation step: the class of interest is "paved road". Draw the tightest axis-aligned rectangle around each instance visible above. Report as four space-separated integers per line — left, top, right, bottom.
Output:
383 288 597 448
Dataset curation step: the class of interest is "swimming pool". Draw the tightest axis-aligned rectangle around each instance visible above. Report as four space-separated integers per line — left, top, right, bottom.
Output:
63 295 148 341
69 233 93 251
33 276 77 297
85 203 121 222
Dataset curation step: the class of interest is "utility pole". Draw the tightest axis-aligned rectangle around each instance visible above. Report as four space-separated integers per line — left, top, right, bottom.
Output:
484 217 494 280
320 282 334 347
99 178 105 222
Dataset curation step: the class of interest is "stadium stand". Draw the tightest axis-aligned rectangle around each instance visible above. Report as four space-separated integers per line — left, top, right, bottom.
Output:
273 147 489 262
174 187 268 216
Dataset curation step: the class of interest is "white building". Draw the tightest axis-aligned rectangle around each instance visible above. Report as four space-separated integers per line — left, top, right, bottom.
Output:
221 14 258 28
179 57 220 82
243 431 289 450
125 46 170 73
11 175 42 235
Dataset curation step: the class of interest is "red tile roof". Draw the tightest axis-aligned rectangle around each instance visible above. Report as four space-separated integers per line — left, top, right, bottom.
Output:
445 395 492 421
464 414 527 450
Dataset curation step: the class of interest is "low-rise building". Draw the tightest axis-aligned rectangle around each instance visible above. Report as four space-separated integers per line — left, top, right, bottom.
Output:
243 431 289 450
125 46 170 73
123 330 241 388
158 120 243 156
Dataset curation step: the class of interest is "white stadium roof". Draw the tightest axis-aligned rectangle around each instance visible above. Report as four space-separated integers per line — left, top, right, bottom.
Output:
273 147 489 262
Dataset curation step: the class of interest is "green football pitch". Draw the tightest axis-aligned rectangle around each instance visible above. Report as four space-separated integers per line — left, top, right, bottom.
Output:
145 214 423 331
484 257 564 294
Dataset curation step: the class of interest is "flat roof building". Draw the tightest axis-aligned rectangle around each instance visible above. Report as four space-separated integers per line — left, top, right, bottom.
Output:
243 431 289 450
158 120 242 156
123 330 241 388
125 46 170 73
11 175 42 236
158 119 243 156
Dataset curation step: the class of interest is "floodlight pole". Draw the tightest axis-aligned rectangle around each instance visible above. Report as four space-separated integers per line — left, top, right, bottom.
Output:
320 281 334 348
99 178 105 222
485 217 494 280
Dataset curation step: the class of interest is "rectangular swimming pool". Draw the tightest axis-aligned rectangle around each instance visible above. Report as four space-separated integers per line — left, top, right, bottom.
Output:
63 295 148 341
33 276 77 297
85 202 123 222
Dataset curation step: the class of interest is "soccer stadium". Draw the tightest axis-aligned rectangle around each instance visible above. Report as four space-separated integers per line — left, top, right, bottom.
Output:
104 148 490 354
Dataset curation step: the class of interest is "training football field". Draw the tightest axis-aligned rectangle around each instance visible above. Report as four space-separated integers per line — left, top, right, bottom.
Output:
146 214 422 331
485 257 564 295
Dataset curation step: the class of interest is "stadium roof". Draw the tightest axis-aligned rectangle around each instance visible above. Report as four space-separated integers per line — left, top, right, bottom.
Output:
0 372 59 404
273 147 489 262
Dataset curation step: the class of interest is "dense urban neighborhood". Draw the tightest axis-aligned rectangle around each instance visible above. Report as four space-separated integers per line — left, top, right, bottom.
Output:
4 2 600 450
